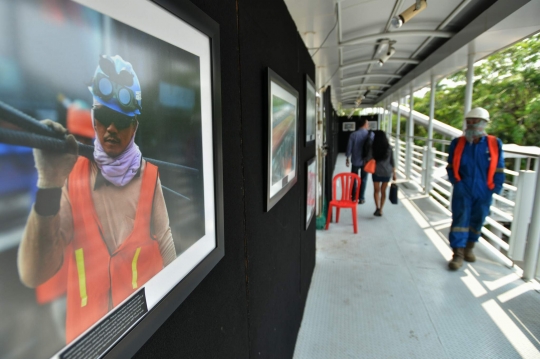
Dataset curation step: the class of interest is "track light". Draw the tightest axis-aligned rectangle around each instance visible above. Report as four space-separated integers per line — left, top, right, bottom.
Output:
391 0 427 28
378 47 396 66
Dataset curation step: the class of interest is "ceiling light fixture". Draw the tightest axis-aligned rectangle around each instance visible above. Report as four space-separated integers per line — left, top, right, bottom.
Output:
378 46 396 66
391 0 427 29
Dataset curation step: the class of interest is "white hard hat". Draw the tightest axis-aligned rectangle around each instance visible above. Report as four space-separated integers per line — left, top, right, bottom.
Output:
465 107 490 122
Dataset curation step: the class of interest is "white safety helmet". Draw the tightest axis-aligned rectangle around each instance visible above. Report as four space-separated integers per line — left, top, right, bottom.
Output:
465 107 490 122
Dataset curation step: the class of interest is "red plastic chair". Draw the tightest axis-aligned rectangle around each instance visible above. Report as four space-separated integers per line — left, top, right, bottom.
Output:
325 173 361 234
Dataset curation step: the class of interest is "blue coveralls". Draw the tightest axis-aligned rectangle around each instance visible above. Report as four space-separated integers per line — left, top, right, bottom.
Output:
446 136 505 248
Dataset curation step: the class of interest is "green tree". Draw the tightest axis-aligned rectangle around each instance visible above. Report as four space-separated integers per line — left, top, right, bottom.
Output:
413 33 540 146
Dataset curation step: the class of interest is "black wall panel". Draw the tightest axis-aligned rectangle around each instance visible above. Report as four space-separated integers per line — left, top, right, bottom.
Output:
134 0 249 358
297 34 316 303
135 0 315 358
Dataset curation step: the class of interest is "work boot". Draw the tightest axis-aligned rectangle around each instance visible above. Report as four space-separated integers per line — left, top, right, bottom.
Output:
448 248 464 271
464 242 476 262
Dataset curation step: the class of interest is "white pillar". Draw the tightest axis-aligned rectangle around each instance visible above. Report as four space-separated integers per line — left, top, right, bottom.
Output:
524 169 540 280
395 93 402 168
463 42 475 128
425 75 436 193
405 85 414 179
387 100 392 135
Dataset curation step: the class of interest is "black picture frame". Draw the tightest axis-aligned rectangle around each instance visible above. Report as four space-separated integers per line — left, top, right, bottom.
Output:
99 0 224 357
266 68 299 212
305 74 316 145
305 156 316 230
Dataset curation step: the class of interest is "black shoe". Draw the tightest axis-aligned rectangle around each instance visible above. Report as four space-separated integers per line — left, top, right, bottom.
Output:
359 199 365 205
374 209 381 216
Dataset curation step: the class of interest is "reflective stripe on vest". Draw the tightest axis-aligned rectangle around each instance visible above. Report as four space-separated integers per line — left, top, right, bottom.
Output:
452 135 499 190
132 247 141 289
75 248 88 307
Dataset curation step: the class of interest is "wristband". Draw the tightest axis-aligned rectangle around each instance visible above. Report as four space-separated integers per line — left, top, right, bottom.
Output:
35 188 62 216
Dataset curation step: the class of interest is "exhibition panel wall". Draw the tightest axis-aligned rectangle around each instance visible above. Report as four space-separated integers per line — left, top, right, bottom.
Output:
134 0 316 358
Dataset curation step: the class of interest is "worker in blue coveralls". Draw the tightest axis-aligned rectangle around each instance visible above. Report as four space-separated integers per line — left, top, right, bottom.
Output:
446 107 505 270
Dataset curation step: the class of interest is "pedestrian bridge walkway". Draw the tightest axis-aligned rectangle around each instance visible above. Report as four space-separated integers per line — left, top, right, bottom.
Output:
293 153 540 359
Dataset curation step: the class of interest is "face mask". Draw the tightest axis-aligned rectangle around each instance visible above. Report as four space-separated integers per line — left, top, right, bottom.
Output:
464 119 487 143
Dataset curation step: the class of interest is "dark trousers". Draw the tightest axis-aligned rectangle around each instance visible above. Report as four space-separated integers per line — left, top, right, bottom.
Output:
351 165 369 201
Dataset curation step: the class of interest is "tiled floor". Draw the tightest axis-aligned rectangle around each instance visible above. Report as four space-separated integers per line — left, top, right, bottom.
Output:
293 154 540 359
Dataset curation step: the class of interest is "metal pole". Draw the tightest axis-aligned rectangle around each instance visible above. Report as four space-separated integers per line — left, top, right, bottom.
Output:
395 92 402 168
425 74 436 193
387 100 392 135
405 85 414 179
523 169 540 281
463 42 475 128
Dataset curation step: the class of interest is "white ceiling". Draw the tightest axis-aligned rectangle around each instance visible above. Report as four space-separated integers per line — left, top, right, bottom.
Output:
284 0 540 108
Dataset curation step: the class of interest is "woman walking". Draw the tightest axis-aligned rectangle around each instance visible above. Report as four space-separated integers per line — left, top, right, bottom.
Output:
370 130 396 216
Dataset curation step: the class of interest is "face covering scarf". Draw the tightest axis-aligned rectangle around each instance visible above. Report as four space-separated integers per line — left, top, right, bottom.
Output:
92 111 142 187
464 120 487 143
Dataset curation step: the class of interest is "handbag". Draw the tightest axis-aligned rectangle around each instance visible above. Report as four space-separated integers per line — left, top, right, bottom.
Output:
364 159 376 174
389 183 398 204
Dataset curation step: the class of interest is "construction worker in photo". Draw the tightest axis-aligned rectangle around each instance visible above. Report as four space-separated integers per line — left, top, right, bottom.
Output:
446 107 505 271
17 55 176 343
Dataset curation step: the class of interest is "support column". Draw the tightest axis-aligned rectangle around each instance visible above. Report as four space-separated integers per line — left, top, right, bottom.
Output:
387 100 392 135
395 92 402 169
463 42 475 129
405 85 414 179
425 75 436 193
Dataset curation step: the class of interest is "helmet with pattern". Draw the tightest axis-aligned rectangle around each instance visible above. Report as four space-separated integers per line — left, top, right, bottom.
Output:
89 55 142 117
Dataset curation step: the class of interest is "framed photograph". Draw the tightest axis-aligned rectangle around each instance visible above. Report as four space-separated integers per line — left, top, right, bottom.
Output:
266 68 299 212
0 0 223 358
342 122 356 132
305 75 316 144
305 156 317 229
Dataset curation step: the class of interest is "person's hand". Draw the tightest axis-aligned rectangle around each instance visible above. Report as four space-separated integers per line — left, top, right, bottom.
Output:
345 158 350 167
34 120 78 188
392 173 397 181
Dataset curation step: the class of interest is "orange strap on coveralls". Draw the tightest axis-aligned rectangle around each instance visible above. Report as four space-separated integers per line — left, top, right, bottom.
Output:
452 135 499 190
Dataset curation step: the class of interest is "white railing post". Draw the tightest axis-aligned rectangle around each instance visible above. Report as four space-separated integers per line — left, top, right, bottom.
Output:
425 75 436 193
425 146 435 193
513 158 521 186
405 85 414 179
508 171 536 261
421 146 428 188
524 169 540 280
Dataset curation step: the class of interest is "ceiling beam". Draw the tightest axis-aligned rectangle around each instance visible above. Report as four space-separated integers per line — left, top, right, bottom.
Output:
341 58 419 71
339 30 454 47
339 83 392 91
341 73 402 84
377 0 531 104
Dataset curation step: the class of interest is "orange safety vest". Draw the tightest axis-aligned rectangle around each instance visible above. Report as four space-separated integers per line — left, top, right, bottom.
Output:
65 157 163 343
452 135 499 190
35 245 71 304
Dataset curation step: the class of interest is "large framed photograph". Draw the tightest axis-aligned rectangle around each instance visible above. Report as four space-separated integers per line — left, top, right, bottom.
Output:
266 68 299 212
0 0 223 358
305 75 316 145
305 156 317 230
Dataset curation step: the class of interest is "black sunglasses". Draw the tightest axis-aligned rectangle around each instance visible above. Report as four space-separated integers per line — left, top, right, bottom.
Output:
95 115 135 130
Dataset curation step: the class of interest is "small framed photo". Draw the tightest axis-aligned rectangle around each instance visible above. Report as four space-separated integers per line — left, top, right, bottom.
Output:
266 68 299 211
305 156 317 229
342 122 356 132
305 75 316 144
